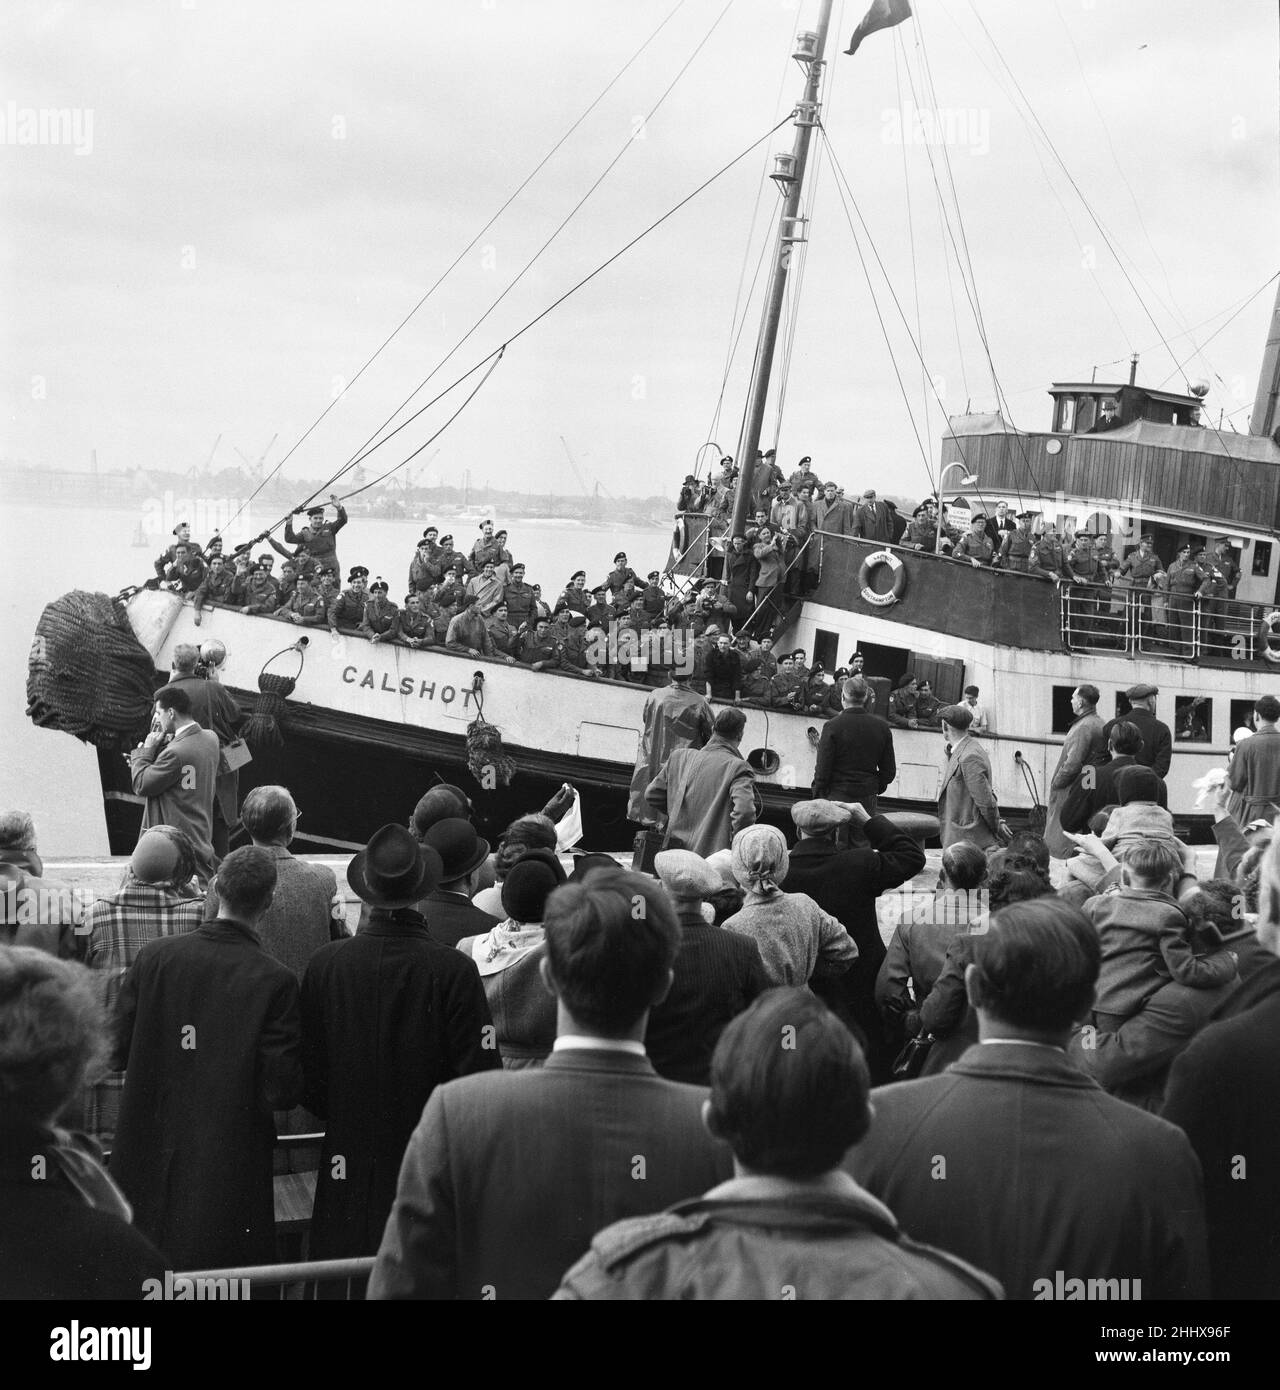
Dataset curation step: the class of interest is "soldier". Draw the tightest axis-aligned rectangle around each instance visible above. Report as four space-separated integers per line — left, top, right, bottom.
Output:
485 601 518 657
465 560 506 616
914 680 942 726
529 584 553 627
904 501 937 551
1030 524 1067 581
788 455 817 493
398 592 435 650
162 542 207 595
888 674 920 729
238 555 280 615
953 514 995 568
1117 533 1164 637
436 561 470 613
639 571 666 619
275 561 299 608
153 521 203 578
1164 542 1204 656
491 530 514 578
445 595 498 659
202 535 225 567
603 552 638 606
1197 556 1231 656
470 520 504 571
275 575 327 627
315 566 340 611
409 536 443 595
192 555 236 625
267 533 317 581
426 584 454 644
1065 531 1105 639
584 584 614 631
285 495 348 577
359 578 399 643
1212 536 1240 597
518 617 559 670
559 571 591 616
997 511 1037 573
495 562 533 629
436 534 471 577
328 566 370 633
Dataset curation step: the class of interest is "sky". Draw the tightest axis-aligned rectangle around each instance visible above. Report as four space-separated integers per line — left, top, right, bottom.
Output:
2 0 1278 506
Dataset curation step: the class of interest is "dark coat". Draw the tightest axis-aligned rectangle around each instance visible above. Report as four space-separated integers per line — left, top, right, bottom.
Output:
110 919 303 1269
368 1049 734 1300
644 905 770 1085
1059 753 1167 834
848 1043 1209 1300
812 708 896 803
416 889 500 949
1102 709 1172 778
782 816 926 1083
300 908 502 1258
1162 976 1280 1299
0 1124 166 1299
645 735 758 857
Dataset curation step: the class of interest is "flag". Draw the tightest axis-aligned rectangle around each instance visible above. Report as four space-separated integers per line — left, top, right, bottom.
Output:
844 0 913 57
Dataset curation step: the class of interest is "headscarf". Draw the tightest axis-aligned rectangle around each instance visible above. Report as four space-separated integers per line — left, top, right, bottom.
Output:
731 824 790 896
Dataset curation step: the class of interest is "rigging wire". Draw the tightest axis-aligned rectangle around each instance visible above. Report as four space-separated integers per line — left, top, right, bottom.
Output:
222 0 691 534
251 114 797 534
893 36 932 458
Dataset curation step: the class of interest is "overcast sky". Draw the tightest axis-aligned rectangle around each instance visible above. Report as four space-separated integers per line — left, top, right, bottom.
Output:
2 0 1277 504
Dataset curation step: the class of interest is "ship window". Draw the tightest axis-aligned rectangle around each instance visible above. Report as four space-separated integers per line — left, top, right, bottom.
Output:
1051 686 1078 735
1230 700 1257 740
1253 541 1272 577
1114 692 1132 721
1056 398 1075 433
1175 695 1212 744
813 629 839 675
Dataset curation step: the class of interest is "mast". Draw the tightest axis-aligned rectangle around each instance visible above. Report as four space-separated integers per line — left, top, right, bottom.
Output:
729 0 836 539
1250 278 1280 439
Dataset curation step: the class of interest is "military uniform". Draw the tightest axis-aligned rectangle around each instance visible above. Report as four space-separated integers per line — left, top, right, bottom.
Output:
193 567 237 612
998 526 1036 573
485 616 517 656
153 536 204 578
905 514 938 550
284 504 348 576
1197 568 1231 654
1165 555 1206 653
398 607 435 648
953 531 994 566
359 595 400 641
327 588 367 632
1066 538 1104 639
1030 535 1065 580
238 571 280 615
275 585 327 626
163 555 207 594
409 551 445 594
888 688 918 728
268 536 318 580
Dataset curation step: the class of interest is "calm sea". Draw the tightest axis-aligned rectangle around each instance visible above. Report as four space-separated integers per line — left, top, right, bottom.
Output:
0 499 667 857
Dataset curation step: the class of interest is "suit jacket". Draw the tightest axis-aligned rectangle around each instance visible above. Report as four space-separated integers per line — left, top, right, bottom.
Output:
643 906 770 1085
812 709 896 802
1227 726 1280 823
645 735 757 857
416 889 500 949
368 1048 734 1299
1102 709 1172 778
781 817 925 1081
848 1043 1209 1300
1163 982 1280 1299
1045 712 1106 858
160 673 245 824
110 919 302 1269
937 735 1001 849
301 909 501 1258
129 723 221 881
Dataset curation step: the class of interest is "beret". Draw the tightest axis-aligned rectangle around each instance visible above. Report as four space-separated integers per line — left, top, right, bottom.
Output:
655 849 721 900
790 800 853 833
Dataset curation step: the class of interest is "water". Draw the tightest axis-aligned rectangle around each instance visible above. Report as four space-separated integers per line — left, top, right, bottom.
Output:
0 499 668 857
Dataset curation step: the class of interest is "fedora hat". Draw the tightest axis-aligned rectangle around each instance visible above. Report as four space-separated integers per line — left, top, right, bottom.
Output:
347 824 443 909
423 817 491 882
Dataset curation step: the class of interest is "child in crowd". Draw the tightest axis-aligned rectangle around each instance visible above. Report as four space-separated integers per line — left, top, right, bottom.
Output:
1084 840 1238 1031
1100 766 1183 862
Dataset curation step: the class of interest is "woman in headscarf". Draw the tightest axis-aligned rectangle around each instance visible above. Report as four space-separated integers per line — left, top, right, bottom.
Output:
457 849 567 1069
721 825 857 987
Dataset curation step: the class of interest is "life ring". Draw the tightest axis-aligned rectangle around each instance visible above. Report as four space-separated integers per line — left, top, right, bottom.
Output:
1263 610 1280 663
859 550 907 608
671 515 688 562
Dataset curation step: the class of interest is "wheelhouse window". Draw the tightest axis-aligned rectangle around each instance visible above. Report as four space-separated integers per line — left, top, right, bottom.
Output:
1253 541 1272 578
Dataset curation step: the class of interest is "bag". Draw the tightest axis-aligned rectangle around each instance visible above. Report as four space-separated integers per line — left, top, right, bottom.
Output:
890 1033 936 1080
631 829 665 875
218 738 253 774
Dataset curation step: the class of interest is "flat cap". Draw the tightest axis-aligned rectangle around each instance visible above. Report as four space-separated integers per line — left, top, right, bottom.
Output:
790 800 852 833
1126 683 1158 700
655 849 722 900
939 704 974 730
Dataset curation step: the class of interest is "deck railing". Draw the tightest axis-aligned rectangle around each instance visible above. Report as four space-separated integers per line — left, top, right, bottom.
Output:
1061 585 1268 661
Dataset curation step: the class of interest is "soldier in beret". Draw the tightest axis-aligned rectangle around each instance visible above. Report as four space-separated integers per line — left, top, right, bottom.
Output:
285 494 348 577
360 578 400 643
953 513 995 567
238 555 281 615
328 566 370 634
996 511 1037 573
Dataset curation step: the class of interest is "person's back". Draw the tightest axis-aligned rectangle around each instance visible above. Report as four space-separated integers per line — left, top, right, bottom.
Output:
557 989 1000 1301
110 847 302 1268
812 681 895 806
849 897 1208 1300
1228 700 1280 819
645 709 756 858
369 869 734 1300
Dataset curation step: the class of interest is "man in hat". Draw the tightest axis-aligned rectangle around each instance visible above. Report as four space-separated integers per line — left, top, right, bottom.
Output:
1103 685 1171 778
628 667 713 824
914 679 941 726
396 591 435 649
1090 396 1121 432
1045 684 1106 859
500 561 536 630
436 534 471 578
887 674 920 729
483 600 518 657
286 494 348 576
937 704 1009 852
359 578 400 643
111 846 301 1269
953 513 994 568
644 850 769 1085
464 560 505 616
788 455 816 492
996 511 1037 573
1164 542 1206 655
267 532 318 582
1197 555 1232 655
446 594 498 659
301 824 498 1261
1065 531 1105 639
232 553 278 615
785 799 925 1083
1117 533 1164 633
1030 522 1067 581
1212 536 1239 597
192 553 237 623
751 450 785 512
638 571 665 619
603 552 638 606
436 560 471 613
903 499 937 551
850 488 894 544
416 818 499 948
154 521 204 578
328 567 370 633
161 541 207 595
409 533 445 595
129 685 221 885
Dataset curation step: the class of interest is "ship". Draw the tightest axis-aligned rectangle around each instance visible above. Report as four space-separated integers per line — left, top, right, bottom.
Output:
27 0 1280 855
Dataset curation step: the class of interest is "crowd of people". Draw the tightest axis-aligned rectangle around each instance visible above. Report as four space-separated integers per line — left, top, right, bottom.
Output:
4 645 1280 1302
